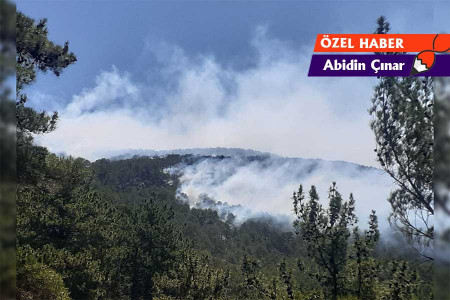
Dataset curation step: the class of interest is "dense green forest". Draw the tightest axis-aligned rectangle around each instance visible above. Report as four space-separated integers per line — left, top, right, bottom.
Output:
15 10 435 300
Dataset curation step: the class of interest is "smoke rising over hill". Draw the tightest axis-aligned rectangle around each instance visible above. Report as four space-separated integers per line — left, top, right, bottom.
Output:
115 148 394 229
33 28 378 167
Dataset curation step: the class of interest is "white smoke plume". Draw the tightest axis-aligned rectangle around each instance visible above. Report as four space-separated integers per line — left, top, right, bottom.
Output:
34 27 378 167
168 154 394 230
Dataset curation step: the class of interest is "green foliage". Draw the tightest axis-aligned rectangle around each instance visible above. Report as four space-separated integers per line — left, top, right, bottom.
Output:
241 255 278 299
279 258 295 299
240 255 321 300
126 199 181 300
293 183 357 300
17 154 116 299
156 250 230 299
17 148 431 300
16 11 76 92
379 261 421 300
17 247 71 300
370 16 434 258
349 211 380 300
17 153 189 300
15 11 432 300
93 156 182 192
16 10 77 160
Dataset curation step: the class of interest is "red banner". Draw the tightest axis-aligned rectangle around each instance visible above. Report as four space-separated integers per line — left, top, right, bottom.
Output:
313 34 450 53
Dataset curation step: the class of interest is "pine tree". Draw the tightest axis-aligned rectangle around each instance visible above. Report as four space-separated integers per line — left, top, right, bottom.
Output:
16 12 76 93
351 210 380 300
16 155 117 299
279 258 295 300
126 199 180 300
16 11 77 182
293 183 357 300
157 249 231 299
370 16 434 259
381 261 420 300
241 256 277 299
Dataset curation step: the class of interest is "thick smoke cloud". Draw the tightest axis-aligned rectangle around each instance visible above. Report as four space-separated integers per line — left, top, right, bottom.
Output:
34 27 378 167
169 155 394 230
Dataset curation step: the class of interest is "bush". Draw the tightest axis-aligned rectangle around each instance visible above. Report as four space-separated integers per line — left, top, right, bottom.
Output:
17 250 70 300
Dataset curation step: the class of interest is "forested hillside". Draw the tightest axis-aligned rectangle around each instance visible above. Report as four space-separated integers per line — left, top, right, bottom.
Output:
17 149 433 299
15 10 435 300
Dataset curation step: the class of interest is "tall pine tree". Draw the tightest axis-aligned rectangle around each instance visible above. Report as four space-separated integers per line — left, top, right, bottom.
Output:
293 183 357 300
369 16 434 259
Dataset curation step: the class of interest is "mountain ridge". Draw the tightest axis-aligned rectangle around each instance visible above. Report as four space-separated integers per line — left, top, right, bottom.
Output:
106 147 380 170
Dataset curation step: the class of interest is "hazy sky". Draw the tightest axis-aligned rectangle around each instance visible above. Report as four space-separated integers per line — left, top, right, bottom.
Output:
18 1 450 166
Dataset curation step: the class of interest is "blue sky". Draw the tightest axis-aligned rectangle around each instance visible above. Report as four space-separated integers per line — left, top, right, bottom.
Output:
17 1 450 166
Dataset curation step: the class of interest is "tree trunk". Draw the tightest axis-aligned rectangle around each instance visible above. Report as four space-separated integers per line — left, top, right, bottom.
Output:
130 248 141 300
331 273 338 300
144 274 154 300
